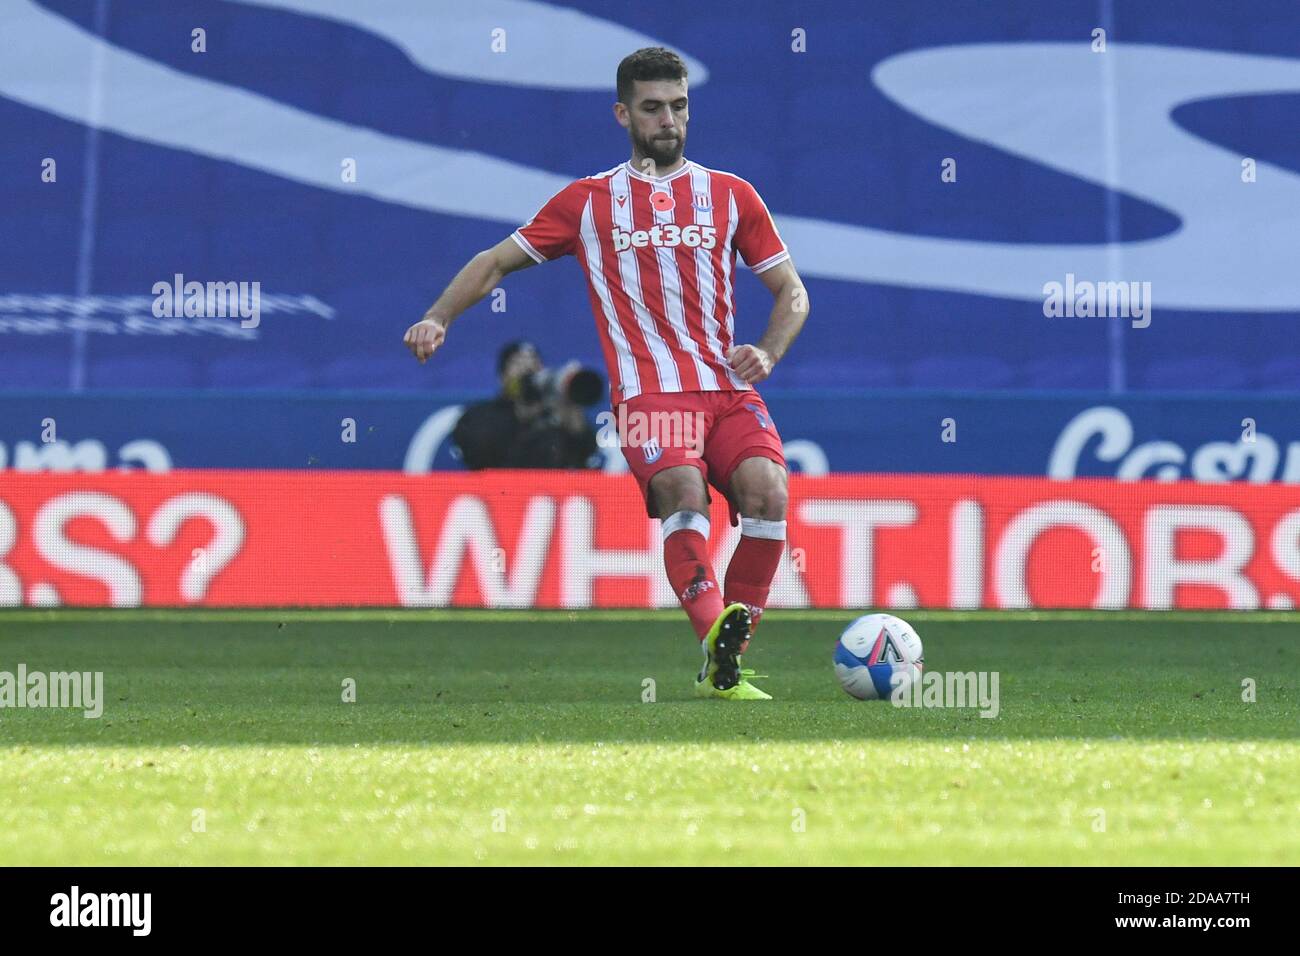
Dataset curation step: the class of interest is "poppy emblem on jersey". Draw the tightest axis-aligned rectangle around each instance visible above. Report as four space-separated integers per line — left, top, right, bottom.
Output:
692 193 712 211
642 437 663 463
649 192 675 212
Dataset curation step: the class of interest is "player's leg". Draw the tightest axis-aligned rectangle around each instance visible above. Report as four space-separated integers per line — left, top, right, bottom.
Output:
618 393 767 699
706 393 788 635
723 456 788 634
615 394 727 642
647 465 758 697
647 464 726 642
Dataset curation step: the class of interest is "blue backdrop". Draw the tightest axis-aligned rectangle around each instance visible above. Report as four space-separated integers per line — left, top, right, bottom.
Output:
3 0 1299 396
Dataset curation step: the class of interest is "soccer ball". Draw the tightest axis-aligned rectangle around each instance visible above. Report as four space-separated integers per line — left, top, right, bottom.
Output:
834 613 924 700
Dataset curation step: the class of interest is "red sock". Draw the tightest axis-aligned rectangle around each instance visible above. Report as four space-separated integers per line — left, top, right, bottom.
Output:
724 517 786 632
661 512 723 641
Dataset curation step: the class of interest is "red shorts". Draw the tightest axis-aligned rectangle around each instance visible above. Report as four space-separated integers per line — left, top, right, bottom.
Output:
614 389 786 523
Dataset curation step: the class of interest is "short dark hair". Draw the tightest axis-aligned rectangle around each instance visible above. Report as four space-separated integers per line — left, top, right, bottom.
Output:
497 340 539 377
616 47 688 105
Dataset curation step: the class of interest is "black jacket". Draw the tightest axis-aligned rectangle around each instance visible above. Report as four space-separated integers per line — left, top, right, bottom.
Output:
451 397 597 470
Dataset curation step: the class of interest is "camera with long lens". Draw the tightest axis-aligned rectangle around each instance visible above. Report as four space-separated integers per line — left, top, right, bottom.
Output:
511 361 604 407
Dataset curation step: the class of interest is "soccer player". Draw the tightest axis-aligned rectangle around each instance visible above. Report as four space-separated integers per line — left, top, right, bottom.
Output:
404 47 809 700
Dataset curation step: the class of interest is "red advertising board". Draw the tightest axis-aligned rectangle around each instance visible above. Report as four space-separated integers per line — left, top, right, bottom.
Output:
1 470 1298 609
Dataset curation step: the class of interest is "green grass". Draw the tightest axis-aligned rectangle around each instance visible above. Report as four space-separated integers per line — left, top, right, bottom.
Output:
0 610 1297 865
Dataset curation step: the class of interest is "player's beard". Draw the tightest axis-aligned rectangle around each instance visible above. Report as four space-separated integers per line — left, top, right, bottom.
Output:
632 126 685 169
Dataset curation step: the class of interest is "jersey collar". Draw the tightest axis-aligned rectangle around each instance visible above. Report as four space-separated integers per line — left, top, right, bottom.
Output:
624 159 694 184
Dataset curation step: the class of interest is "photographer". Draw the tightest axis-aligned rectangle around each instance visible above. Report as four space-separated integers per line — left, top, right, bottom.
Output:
451 341 601 470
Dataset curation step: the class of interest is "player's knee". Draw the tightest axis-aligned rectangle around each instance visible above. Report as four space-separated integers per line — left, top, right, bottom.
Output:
650 467 708 518
736 483 787 521
738 463 785 522
730 458 788 521
660 492 708 518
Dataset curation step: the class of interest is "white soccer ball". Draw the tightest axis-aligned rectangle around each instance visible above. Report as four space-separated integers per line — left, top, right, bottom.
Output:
834 613 924 700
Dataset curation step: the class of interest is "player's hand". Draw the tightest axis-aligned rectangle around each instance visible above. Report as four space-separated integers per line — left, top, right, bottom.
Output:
727 344 773 384
403 318 446 364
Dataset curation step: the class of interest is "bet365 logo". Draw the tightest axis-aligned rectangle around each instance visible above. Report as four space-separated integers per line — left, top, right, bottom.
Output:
611 223 717 252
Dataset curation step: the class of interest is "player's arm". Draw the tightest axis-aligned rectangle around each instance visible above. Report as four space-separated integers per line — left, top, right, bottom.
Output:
404 237 536 364
729 259 809 384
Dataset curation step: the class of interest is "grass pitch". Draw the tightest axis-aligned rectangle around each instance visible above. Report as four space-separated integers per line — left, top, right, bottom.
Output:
0 609 1297 865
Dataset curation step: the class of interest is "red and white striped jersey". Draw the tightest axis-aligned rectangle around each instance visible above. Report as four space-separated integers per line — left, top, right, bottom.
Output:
510 160 790 402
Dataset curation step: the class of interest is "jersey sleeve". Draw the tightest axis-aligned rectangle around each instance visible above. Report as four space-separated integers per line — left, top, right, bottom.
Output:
510 181 585 263
731 179 790 274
